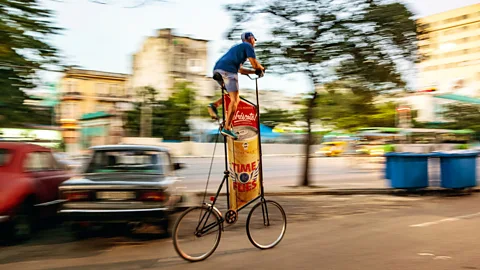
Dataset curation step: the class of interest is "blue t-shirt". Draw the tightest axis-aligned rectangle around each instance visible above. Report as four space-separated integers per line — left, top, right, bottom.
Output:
213 42 256 73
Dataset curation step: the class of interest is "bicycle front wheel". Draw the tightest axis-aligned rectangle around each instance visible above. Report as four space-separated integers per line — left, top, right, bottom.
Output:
173 205 222 262
246 200 286 249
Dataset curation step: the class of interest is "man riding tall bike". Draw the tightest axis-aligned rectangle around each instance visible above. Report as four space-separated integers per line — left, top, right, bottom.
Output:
173 32 286 263
208 31 265 140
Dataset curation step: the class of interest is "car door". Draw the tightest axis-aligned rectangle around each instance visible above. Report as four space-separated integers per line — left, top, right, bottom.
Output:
45 151 71 199
24 151 51 204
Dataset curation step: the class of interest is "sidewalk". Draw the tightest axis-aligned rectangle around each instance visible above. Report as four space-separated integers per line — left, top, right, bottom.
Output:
191 185 480 197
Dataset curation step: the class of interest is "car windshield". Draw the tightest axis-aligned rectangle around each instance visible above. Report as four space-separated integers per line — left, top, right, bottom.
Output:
85 150 166 174
0 149 12 167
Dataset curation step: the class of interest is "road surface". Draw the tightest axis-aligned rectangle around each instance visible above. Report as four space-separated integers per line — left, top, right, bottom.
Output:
2 193 480 269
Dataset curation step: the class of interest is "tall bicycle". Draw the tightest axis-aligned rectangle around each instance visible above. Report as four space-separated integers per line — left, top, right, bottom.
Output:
172 71 287 262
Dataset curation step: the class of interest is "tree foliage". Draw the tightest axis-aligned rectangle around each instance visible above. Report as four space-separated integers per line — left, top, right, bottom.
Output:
125 82 195 140
87 0 165 8
443 103 480 133
225 0 419 186
0 0 61 127
260 108 296 128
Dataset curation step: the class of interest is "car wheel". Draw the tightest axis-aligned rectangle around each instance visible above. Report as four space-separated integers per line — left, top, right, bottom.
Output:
70 223 91 239
9 202 35 242
157 218 171 238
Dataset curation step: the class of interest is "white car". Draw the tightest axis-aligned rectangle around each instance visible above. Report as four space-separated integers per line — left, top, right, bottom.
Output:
58 145 190 238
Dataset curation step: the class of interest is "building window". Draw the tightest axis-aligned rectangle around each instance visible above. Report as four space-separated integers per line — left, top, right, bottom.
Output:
126 87 133 97
96 83 108 96
61 102 79 119
108 84 116 96
117 85 125 97
96 103 105 112
64 80 78 94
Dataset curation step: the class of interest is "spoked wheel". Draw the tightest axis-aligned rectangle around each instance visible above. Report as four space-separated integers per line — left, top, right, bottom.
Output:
173 205 222 262
246 200 286 249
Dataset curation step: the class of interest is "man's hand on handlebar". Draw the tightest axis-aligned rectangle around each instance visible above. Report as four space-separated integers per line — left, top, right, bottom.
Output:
255 68 265 78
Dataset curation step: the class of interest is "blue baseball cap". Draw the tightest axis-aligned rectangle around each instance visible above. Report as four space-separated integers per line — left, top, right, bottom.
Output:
241 32 257 41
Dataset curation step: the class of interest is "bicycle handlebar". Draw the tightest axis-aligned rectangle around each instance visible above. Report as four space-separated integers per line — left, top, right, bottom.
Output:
245 69 266 80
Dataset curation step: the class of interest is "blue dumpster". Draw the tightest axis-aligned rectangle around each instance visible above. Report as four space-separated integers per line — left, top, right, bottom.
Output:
435 151 478 189
385 155 393 180
384 152 431 189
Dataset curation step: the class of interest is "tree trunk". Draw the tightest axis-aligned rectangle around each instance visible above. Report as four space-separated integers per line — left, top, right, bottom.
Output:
301 90 318 186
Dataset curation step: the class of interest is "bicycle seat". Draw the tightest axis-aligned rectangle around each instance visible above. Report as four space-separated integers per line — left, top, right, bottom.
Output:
213 72 226 90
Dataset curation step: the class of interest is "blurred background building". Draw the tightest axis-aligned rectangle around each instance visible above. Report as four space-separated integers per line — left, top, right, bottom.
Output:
131 28 216 103
58 68 133 153
418 3 480 92
411 3 480 123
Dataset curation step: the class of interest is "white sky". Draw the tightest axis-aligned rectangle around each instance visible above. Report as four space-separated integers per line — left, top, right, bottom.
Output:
41 0 480 95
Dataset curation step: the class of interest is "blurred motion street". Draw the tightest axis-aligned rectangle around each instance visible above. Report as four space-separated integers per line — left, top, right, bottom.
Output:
2 193 480 270
176 156 386 191
2 0 480 268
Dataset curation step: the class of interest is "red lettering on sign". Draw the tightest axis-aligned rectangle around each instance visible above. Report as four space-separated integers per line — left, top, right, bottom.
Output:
232 162 256 173
233 180 258 192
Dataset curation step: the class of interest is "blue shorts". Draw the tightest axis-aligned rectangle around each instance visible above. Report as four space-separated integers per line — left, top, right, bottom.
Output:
213 69 239 93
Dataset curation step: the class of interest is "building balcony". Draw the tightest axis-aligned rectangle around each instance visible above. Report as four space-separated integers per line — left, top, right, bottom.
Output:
95 94 133 102
61 92 84 100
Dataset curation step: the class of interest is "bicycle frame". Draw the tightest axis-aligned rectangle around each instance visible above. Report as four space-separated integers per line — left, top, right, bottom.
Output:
194 73 269 236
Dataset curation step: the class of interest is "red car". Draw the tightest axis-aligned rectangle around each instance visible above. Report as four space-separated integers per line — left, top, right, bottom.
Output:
0 142 71 241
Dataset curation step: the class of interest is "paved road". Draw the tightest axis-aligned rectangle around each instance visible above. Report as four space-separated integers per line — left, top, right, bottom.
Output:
2 193 480 269
176 156 387 191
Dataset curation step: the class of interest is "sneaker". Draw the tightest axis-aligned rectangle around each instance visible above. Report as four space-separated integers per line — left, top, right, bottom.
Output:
221 128 238 140
207 103 219 120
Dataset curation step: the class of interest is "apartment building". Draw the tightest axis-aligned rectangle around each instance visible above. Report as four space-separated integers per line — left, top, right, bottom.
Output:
58 68 133 153
417 3 480 93
131 28 216 102
407 4 480 123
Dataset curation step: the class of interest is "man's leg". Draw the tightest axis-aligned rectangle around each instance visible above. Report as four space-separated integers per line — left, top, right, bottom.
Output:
213 97 223 107
208 97 222 120
220 90 239 139
225 90 239 130
220 71 240 139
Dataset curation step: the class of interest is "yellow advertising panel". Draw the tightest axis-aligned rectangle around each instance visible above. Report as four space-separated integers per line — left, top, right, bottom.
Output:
224 95 261 210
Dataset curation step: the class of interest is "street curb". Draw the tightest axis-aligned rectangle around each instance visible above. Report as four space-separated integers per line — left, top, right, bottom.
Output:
193 187 480 197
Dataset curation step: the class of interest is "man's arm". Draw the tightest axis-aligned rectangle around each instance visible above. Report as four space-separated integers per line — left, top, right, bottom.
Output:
248 57 264 71
238 58 265 75
239 65 255 75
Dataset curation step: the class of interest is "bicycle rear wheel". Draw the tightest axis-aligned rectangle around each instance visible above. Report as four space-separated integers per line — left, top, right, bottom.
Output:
246 200 286 249
173 205 222 262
